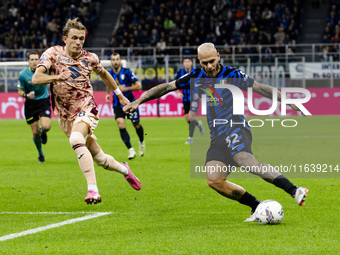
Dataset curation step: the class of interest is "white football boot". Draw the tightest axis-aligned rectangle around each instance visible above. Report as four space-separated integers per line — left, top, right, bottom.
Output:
185 137 193 144
128 148 137 160
244 212 257 222
293 187 308 206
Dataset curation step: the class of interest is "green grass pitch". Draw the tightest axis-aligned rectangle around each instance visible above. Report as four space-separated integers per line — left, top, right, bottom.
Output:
0 116 339 254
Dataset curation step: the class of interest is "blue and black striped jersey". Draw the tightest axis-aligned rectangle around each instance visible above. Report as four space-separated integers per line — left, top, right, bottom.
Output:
175 65 254 140
175 67 191 102
108 67 138 108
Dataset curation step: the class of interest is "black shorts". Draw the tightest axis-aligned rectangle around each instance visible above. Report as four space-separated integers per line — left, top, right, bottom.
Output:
206 127 253 167
24 98 51 124
183 101 190 114
113 106 140 123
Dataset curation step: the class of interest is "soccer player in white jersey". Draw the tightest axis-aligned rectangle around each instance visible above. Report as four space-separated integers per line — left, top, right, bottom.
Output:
32 18 141 204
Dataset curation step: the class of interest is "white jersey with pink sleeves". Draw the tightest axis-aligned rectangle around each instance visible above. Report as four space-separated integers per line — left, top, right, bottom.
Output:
37 46 103 121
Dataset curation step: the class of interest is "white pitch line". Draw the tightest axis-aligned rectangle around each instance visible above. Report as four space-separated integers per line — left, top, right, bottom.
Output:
0 211 112 215
0 212 111 242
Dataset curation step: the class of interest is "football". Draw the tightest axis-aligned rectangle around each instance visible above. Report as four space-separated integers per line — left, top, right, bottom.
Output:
255 200 284 225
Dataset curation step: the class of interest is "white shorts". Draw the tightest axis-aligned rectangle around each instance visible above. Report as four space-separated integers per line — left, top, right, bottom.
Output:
59 110 99 138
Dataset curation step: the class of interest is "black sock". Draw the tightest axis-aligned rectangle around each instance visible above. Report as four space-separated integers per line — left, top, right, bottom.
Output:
189 120 198 137
135 125 144 142
238 191 261 213
119 128 132 149
273 175 297 197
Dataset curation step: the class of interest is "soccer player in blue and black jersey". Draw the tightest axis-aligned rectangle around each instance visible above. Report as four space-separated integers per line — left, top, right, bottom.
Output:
106 53 145 159
17 52 51 163
124 43 308 222
175 57 204 144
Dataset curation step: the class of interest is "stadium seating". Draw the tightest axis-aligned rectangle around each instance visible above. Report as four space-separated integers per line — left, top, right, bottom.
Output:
0 0 101 59
320 1 340 60
109 0 302 57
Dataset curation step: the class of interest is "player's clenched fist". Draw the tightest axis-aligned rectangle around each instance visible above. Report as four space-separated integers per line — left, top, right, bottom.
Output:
58 69 71 81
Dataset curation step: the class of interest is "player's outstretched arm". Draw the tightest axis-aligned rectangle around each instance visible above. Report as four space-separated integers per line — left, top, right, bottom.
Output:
123 80 178 113
99 68 119 91
252 81 304 115
32 66 71 85
252 81 281 100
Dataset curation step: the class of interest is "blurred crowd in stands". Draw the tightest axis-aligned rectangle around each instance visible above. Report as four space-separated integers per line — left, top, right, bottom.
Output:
0 0 101 59
2 0 340 63
109 0 302 61
321 0 340 61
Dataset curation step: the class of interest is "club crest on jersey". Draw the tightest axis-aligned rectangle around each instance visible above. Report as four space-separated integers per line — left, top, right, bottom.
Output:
120 74 125 80
58 56 73 64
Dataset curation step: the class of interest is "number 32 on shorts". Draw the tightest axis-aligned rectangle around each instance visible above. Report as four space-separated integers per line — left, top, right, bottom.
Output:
226 133 241 151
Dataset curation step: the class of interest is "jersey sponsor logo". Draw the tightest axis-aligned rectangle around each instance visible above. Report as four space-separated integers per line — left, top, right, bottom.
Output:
199 84 223 106
58 56 73 64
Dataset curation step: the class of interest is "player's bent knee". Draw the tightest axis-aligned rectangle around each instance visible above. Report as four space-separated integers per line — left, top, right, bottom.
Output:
69 132 86 148
93 150 106 166
207 178 225 189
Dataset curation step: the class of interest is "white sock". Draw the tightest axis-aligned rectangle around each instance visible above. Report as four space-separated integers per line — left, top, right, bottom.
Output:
88 184 98 193
121 164 128 175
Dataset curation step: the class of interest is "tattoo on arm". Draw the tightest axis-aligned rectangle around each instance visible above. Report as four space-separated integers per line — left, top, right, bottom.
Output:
138 81 177 104
253 81 281 102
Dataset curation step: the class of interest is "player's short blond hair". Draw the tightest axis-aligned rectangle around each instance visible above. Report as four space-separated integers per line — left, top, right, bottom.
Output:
63 18 86 36
197 43 216 54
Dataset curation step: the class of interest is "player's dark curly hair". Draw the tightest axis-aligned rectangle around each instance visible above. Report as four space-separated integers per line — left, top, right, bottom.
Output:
63 18 86 36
